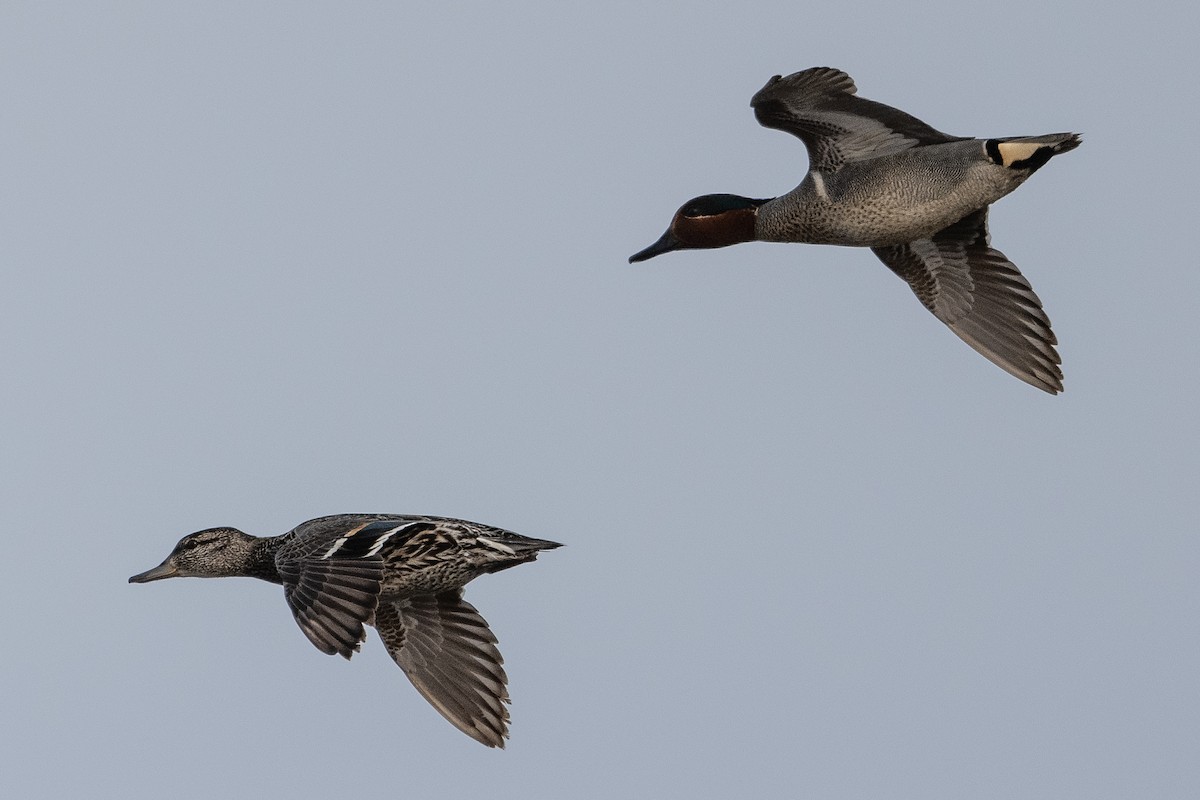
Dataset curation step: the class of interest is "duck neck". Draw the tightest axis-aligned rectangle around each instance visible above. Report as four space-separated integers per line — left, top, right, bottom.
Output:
686 201 765 249
753 194 804 242
243 535 285 584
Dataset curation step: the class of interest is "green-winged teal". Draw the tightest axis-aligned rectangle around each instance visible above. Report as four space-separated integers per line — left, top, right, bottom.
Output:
631 66 1080 394
130 514 562 747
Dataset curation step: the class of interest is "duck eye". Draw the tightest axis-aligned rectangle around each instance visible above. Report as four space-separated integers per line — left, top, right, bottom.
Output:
180 538 201 551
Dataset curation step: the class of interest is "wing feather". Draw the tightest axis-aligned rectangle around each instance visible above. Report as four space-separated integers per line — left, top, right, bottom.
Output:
872 209 1063 393
375 592 511 748
750 67 965 172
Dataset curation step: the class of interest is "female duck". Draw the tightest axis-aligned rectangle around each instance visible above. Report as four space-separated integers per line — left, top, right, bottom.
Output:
631 67 1080 394
130 514 561 748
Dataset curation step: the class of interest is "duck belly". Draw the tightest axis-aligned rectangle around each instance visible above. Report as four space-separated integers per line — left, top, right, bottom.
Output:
381 560 479 597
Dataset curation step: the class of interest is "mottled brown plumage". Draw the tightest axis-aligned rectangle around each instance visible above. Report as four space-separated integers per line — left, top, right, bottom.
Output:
130 514 561 747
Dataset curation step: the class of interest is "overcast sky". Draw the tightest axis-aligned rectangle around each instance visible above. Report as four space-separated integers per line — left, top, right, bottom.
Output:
3 3 1198 799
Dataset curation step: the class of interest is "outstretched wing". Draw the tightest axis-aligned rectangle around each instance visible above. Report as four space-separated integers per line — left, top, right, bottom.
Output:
872 208 1062 393
277 558 382 658
275 516 399 659
375 591 511 748
750 67 965 172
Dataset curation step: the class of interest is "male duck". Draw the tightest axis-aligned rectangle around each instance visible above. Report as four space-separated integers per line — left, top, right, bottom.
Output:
130 514 561 747
630 67 1080 394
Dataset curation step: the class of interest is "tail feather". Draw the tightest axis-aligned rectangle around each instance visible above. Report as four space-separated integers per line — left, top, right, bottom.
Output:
475 531 562 573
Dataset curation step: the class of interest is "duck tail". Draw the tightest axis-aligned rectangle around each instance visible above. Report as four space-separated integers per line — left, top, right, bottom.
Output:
984 133 1082 172
501 534 564 555
474 530 562 571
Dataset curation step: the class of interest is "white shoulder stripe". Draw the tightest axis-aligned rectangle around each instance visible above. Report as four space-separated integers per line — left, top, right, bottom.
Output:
322 521 425 559
809 170 830 201
321 529 359 559
364 523 418 557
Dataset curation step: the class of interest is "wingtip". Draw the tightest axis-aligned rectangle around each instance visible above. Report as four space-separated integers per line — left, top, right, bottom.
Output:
478 727 510 749
1036 375 1065 395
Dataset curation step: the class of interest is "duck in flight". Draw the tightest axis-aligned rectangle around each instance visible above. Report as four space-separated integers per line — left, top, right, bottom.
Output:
130 514 561 747
630 67 1080 394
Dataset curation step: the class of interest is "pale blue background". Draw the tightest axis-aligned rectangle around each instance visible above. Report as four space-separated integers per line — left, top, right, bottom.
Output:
3 3 1197 798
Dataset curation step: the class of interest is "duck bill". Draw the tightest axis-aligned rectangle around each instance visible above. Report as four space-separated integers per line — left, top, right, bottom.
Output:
629 228 682 263
129 560 179 583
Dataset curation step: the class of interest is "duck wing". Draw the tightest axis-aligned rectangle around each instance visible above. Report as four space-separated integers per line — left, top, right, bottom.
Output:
275 515 397 659
750 67 965 172
871 208 1062 394
277 557 382 658
375 591 511 748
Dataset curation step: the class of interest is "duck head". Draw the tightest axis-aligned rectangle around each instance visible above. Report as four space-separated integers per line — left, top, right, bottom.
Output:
629 194 769 263
129 526 256 582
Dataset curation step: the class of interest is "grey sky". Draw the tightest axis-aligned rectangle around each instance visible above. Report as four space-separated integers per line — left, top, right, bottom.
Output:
3 3 1198 798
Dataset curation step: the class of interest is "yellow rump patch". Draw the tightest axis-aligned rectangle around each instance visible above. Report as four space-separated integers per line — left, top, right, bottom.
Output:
996 141 1044 167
